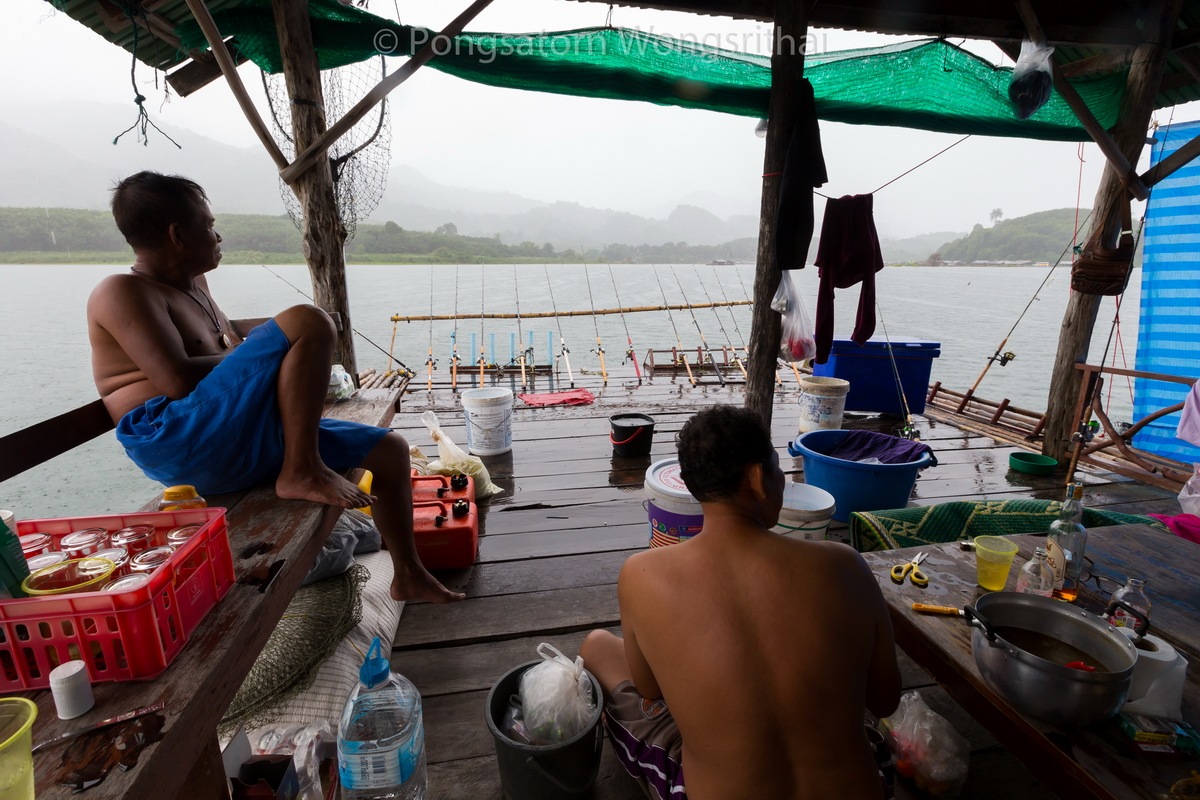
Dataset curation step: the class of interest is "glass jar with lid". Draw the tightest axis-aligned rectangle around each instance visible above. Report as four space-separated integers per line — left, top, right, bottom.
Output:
129 546 175 575
26 551 68 572
60 528 110 559
91 547 130 577
103 573 152 593
111 525 156 556
18 533 53 558
166 524 203 548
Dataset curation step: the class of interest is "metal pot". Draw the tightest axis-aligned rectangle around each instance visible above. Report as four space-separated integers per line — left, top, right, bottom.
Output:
963 592 1141 727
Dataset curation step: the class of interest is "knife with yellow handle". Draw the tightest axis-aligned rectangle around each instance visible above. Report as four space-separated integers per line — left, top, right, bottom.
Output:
911 603 965 616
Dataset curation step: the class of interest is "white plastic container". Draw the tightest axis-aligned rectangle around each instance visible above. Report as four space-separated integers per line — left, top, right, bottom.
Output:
461 387 514 456
644 459 704 547
338 637 427 800
797 376 851 433
771 483 836 541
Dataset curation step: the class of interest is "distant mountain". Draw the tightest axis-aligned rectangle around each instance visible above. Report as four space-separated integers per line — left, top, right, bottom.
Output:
936 208 1088 263
879 231 968 264
1 100 758 250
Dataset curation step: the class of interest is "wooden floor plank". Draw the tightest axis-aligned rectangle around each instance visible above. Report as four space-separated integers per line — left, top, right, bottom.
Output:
430 550 633 599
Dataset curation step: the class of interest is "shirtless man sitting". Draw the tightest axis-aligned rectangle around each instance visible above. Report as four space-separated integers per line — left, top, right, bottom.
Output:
580 405 901 799
87 170 462 603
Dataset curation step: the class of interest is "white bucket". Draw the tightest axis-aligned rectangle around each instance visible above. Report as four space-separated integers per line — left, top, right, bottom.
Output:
797 376 850 433
461 387 514 455
644 459 704 548
771 482 836 540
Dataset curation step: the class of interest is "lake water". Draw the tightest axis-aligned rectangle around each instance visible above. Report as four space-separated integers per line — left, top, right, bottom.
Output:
0 262 1140 519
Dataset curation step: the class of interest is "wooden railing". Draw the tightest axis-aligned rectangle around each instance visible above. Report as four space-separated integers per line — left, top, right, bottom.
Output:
925 382 1048 442
1070 363 1195 491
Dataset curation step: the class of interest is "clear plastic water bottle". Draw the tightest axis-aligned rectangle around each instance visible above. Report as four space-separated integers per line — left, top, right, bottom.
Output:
338 637 427 800
1109 577 1151 630
1015 547 1054 597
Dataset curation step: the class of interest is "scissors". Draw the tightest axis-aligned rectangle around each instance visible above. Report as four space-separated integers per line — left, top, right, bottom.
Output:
890 552 929 587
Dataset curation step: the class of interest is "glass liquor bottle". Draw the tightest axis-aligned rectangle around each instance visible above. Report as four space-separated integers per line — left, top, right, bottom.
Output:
1109 577 1151 630
1015 547 1054 597
1046 482 1087 602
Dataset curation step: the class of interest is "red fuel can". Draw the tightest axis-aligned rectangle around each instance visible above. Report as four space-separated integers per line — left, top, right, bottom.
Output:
413 499 479 569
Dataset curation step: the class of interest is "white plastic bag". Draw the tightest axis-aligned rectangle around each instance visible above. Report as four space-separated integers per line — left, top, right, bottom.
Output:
1180 463 1200 516
518 643 597 745
770 272 816 362
419 410 503 497
327 364 354 402
1009 40 1054 120
881 691 969 797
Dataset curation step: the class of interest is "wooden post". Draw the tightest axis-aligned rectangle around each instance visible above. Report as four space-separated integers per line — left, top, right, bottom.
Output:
271 0 357 376
745 0 808 426
1042 0 1181 462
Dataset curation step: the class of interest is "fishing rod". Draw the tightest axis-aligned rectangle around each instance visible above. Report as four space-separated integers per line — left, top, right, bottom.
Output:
653 266 695 386
450 265 461 391
693 265 739 381
259 264 414 376
734 267 783 387
712 268 749 380
608 266 642 382
583 265 607 384
425 273 437 391
544 265 575 388
876 303 919 440
478 267 487 384
512 266 528 391
673 266 725 386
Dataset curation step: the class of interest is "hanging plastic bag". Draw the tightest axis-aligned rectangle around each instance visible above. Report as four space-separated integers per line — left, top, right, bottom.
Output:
1009 40 1054 120
881 691 969 797
771 272 816 362
327 364 354 402
518 643 597 745
1179 464 1200 516
419 410 503 497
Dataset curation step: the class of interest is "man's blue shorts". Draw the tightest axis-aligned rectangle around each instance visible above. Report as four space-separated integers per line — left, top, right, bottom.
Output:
116 319 389 495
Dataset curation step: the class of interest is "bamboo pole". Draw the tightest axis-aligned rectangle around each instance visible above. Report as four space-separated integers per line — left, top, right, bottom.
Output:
746 0 809 426
389 300 748 323
1042 0 1181 463
280 0 495 185
182 0 289 170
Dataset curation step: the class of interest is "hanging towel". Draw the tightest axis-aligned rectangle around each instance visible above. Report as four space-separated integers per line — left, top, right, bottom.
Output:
813 194 885 363
773 78 827 272
1177 382 1200 447
517 388 595 407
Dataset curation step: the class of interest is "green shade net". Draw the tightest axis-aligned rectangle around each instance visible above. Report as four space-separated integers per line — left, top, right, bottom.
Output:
850 499 1166 553
178 0 1127 141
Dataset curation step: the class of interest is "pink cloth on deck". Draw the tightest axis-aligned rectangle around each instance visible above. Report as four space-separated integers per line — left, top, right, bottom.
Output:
1148 513 1200 545
517 388 596 407
1177 382 1200 447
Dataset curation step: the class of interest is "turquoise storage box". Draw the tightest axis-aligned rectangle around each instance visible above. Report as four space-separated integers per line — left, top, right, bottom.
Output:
813 339 941 415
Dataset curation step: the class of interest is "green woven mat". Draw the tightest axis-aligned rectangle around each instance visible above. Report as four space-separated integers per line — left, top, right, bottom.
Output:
850 499 1166 552
219 564 368 736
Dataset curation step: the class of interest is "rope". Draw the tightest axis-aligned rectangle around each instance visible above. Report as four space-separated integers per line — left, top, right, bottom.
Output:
112 5 180 149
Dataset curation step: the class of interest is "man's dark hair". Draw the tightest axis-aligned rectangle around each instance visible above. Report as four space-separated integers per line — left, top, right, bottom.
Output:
676 405 775 501
111 171 208 249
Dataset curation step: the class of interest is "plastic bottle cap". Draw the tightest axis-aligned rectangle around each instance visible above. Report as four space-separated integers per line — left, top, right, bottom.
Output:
49 660 95 720
360 657 391 688
162 485 198 501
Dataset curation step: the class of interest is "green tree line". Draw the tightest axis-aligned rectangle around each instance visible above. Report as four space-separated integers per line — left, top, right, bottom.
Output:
933 208 1090 264
0 208 755 265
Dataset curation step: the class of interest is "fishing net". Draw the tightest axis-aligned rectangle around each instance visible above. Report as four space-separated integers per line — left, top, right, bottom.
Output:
177 0 1132 142
261 55 391 238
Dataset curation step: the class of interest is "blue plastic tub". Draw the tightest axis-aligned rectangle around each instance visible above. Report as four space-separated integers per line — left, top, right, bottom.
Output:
813 338 941 415
788 429 932 522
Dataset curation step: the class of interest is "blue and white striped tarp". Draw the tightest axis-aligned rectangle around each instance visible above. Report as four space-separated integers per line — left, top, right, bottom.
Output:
1133 119 1200 464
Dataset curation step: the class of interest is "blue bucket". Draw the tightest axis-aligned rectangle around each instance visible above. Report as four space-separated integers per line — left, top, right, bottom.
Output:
788 430 932 522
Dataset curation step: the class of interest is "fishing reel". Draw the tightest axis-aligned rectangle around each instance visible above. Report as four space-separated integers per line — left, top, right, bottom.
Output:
990 351 1017 367
623 347 636 364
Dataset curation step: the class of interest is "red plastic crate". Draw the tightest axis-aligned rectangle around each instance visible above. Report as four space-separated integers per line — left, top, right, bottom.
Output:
411 472 476 504
413 500 479 570
2 508 235 691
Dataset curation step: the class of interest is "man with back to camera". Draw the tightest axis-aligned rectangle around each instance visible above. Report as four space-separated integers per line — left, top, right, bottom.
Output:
580 405 901 799
87 170 462 603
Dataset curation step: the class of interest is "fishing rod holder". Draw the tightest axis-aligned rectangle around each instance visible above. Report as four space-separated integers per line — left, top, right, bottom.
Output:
643 347 743 381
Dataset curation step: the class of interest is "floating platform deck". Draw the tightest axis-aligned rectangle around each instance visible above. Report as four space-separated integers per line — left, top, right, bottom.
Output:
383 365 1178 799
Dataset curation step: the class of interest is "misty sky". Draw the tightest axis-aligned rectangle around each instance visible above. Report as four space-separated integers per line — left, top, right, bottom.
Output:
5 0 1195 239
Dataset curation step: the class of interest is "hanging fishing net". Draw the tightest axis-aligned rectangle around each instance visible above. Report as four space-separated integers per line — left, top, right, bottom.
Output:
177 0 1131 142
261 55 391 238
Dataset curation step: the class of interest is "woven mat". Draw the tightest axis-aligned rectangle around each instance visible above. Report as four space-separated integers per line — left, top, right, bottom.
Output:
850 499 1166 552
220 564 368 735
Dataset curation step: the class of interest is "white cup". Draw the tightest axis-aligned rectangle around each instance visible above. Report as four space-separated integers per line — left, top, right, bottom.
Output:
0 510 15 536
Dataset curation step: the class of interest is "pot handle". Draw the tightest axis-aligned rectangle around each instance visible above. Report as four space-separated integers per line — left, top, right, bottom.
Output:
962 604 997 642
1103 599 1151 639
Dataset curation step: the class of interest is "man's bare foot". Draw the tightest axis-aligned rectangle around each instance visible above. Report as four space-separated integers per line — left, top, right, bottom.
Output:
276 464 375 508
391 561 465 604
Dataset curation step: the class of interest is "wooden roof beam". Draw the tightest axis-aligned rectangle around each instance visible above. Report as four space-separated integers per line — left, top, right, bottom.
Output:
181 0 288 170
279 0 496 185
166 39 248 98
1010 0 1149 200
1058 49 1134 78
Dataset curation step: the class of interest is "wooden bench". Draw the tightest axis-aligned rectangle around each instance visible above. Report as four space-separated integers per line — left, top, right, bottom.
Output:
0 381 404 799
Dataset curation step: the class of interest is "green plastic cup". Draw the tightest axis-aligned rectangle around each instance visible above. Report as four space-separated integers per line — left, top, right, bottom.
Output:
0 697 37 799
974 535 1019 591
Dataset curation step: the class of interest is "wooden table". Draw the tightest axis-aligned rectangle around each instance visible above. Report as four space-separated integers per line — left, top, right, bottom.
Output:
861 523 1200 800
26 387 403 799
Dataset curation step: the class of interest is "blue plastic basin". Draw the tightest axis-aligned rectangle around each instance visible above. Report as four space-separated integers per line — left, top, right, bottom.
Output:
789 429 932 522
